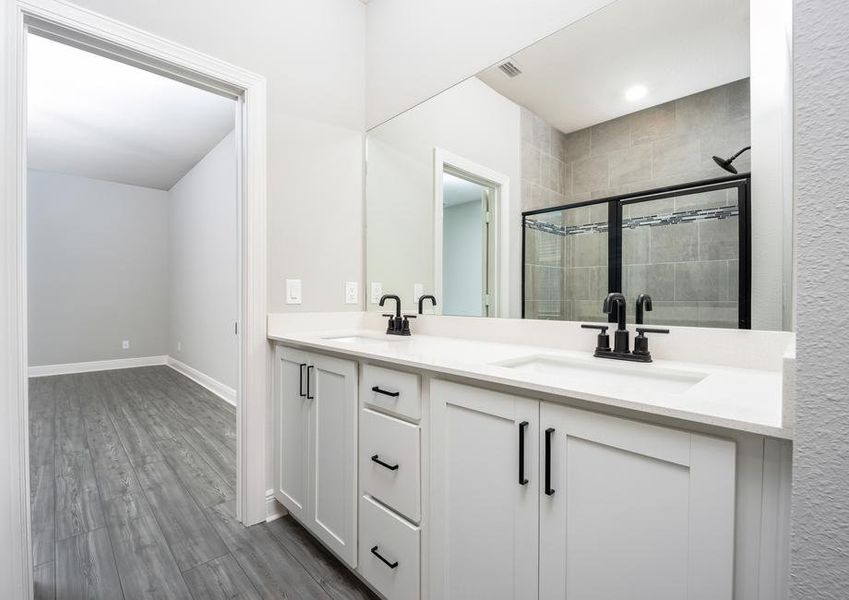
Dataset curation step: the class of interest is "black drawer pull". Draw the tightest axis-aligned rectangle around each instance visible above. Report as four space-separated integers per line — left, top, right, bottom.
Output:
518 421 529 485
371 386 400 398
306 365 315 400
545 427 555 496
371 454 399 471
370 545 398 569
298 363 307 397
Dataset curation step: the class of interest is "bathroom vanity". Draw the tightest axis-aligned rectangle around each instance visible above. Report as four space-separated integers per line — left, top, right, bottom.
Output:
268 0 795 596
268 313 793 600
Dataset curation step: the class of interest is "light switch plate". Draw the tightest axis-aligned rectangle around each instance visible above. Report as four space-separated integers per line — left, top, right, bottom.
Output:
414 283 424 302
286 279 302 304
370 282 382 304
345 281 359 304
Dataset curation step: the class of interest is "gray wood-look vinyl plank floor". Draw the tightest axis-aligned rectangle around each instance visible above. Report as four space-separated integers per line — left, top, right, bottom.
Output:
29 366 376 600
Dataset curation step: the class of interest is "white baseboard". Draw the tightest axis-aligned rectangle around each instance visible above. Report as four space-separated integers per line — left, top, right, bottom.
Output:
266 489 287 522
167 357 237 407
28 355 168 377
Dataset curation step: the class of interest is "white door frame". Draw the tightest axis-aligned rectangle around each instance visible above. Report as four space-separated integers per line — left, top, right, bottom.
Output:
1 1 269 596
433 148 510 317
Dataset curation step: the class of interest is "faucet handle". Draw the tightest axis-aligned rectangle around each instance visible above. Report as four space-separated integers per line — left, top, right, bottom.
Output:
635 327 669 335
633 327 669 359
400 314 416 335
581 324 610 353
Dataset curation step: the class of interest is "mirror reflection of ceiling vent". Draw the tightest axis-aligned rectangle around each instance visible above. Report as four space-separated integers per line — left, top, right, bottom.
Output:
498 60 522 78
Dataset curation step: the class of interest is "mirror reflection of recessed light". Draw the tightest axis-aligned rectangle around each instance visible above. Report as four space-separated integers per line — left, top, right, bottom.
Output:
625 85 648 102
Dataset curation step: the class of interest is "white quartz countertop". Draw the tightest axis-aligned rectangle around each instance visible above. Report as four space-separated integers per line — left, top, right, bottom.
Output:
268 326 791 440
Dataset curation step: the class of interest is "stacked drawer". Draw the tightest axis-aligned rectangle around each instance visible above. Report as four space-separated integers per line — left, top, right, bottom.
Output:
358 364 422 600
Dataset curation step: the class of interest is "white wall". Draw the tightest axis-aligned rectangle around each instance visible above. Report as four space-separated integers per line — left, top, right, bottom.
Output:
443 199 483 316
791 0 849 596
169 131 238 390
70 0 367 313
750 0 794 331
27 170 169 366
365 0 616 127
366 77 521 314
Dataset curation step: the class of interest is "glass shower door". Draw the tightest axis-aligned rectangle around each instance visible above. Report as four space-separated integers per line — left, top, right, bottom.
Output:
524 202 609 322
620 186 746 328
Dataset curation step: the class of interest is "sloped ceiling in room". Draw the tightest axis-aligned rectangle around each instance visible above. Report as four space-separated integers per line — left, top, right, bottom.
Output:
478 0 749 134
27 34 235 190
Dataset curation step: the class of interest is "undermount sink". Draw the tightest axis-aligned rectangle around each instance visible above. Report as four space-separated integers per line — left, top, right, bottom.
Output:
493 354 707 395
322 334 399 344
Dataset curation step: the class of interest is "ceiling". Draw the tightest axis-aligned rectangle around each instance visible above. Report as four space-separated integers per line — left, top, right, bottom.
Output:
27 34 236 190
443 173 486 207
478 0 749 134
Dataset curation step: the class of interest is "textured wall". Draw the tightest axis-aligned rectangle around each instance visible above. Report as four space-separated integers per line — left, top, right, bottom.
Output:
791 0 849 597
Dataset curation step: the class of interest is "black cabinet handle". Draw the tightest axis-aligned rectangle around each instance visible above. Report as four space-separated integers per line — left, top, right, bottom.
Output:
545 427 555 496
306 365 315 400
370 545 398 569
298 363 307 397
518 421 529 485
371 386 400 398
371 454 399 471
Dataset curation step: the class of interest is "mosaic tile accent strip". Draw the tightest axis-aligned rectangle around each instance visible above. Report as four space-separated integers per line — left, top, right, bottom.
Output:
526 204 739 237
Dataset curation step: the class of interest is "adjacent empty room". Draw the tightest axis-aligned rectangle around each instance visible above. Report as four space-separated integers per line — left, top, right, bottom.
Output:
25 33 243 596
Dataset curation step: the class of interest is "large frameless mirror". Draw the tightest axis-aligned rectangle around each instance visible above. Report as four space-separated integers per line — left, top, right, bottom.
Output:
365 0 793 330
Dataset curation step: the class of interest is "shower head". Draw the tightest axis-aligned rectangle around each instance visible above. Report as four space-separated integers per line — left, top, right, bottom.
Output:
712 146 751 174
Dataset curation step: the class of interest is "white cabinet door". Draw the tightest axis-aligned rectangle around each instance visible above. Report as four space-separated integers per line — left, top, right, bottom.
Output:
273 345 310 523
430 380 539 600
308 352 358 568
539 403 736 600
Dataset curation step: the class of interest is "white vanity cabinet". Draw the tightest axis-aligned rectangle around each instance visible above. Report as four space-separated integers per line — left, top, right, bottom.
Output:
539 402 735 600
430 380 736 600
273 345 358 567
271 342 785 600
429 380 540 600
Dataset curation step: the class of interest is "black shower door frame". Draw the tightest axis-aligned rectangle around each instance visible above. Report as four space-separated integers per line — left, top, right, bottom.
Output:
521 173 752 329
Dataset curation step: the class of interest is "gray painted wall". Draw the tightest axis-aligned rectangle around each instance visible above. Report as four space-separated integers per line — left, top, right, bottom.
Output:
27 170 169 365
169 131 238 389
792 0 849 596
443 199 484 316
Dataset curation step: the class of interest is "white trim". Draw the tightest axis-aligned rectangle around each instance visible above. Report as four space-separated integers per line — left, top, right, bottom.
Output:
167 357 237 407
3 2 269 594
28 355 167 377
266 488 287 522
433 148 511 318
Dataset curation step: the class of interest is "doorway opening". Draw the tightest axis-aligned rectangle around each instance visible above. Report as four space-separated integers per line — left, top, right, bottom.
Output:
4 3 268 596
26 30 244 595
441 171 496 316
434 149 510 318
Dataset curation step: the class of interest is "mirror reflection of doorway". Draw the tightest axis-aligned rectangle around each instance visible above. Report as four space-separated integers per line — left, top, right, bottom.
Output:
442 172 495 316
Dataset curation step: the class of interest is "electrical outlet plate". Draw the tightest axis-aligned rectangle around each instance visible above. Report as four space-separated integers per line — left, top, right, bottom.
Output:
414 283 424 301
286 279 302 305
345 281 359 304
122 340 130 350
370 282 382 304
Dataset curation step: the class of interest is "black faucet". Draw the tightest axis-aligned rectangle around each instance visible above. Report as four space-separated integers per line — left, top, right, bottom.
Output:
582 292 669 362
603 293 629 353
379 294 415 336
636 294 653 325
418 294 437 314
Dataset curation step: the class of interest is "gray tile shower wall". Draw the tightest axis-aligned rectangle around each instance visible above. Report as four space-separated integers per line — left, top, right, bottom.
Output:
522 79 750 327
